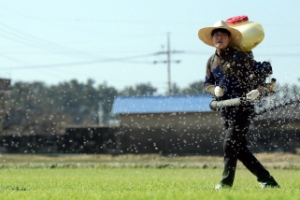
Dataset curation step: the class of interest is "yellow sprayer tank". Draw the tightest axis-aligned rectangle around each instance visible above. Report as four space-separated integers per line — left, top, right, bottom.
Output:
226 15 264 52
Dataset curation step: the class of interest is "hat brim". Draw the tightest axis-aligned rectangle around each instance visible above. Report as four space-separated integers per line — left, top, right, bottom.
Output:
198 26 242 47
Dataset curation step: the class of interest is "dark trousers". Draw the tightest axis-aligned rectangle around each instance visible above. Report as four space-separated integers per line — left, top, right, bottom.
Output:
220 106 278 186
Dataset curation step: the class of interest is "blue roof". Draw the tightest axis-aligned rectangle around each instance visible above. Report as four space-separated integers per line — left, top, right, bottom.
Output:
111 95 213 114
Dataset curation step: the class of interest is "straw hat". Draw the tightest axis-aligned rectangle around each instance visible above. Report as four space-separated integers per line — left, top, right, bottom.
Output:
198 20 242 47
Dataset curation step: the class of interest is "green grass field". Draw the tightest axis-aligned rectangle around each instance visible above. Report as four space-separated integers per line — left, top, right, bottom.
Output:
0 167 300 200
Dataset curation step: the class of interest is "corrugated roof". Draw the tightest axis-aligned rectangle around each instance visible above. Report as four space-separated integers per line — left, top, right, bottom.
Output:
111 95 213 114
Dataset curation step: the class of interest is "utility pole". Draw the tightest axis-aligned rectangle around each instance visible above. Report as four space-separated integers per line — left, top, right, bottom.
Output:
98 101 104 126
167 33 171 96
153 33 183 95
0 78 11 133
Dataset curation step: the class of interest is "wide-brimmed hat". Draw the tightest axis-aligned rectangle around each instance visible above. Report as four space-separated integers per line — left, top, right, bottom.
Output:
198 20 242 47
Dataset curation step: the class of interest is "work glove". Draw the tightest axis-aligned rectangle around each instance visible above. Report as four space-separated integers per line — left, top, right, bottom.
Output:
246 89 260 101
214 86 224 98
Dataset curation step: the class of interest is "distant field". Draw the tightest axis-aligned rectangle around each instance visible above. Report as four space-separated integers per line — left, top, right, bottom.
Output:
1 152 300 169
0 168 300 200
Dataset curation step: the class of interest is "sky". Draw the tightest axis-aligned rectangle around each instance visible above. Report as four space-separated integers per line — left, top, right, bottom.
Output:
0 0 299 94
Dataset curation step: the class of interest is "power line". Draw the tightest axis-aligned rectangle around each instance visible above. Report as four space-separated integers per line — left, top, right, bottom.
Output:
0 53 157 70
0 22 101 60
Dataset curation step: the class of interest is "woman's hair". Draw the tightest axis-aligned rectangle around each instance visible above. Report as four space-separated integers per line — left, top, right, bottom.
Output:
211 28 231 37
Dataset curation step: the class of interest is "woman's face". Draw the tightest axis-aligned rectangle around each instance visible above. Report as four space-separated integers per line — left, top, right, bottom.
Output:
212 31 231 50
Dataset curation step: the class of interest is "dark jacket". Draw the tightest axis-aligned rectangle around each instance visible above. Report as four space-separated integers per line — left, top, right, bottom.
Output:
204 46 258 100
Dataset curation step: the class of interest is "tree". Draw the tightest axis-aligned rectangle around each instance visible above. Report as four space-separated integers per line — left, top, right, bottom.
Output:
181 80 205 95
4 81 62 136
120 83 157 96
3 79 120 136
47 79 98 125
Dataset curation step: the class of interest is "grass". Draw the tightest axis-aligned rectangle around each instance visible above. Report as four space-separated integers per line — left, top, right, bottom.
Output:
0 168 300 200
0 153 300 199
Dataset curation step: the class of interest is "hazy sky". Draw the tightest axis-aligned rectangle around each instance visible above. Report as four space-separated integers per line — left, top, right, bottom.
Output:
0 0 299 94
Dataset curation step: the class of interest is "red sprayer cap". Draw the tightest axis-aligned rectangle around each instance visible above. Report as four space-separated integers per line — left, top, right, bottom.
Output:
226 15 249 25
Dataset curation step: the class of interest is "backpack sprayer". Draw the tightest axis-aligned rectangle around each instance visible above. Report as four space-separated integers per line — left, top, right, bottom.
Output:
209 15 277 111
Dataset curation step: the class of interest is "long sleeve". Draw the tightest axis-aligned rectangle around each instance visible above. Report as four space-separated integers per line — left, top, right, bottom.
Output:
204 55 216 96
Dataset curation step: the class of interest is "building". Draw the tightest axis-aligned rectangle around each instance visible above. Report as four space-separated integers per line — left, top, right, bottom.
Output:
111 95 224 155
